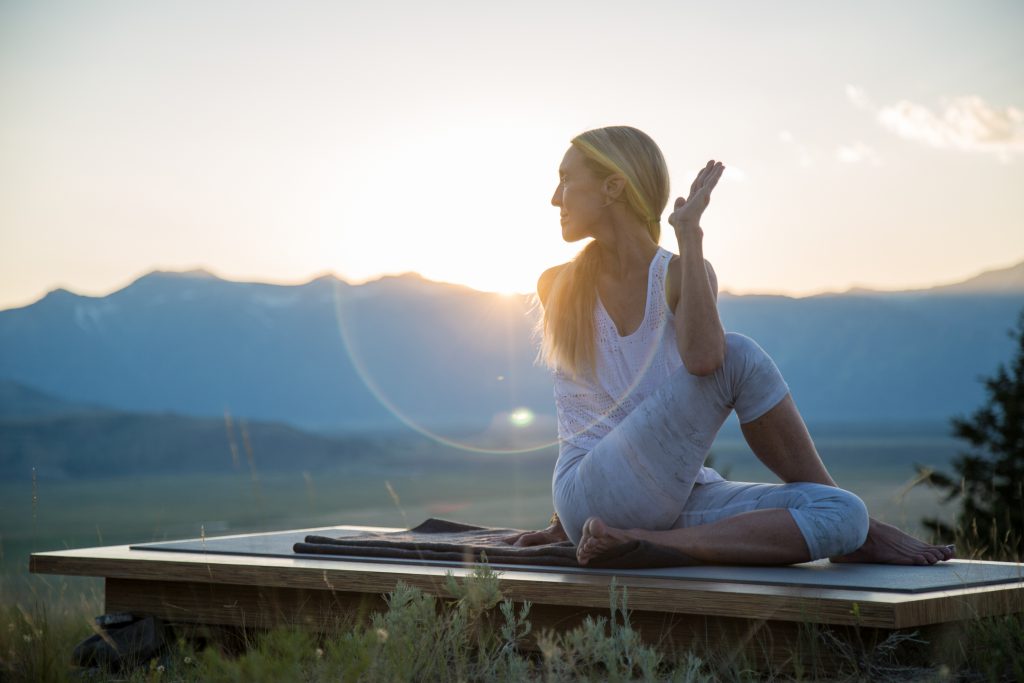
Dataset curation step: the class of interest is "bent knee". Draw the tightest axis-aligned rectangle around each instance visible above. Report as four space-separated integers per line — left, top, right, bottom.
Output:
724 332 759 360
723 333 789 422
553 485 588 546
795 485 869 559
830 488 870 553
723 332 775 380
558 512 585 546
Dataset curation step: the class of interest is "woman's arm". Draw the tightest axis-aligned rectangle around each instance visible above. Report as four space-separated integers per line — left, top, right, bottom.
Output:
668 161 726 376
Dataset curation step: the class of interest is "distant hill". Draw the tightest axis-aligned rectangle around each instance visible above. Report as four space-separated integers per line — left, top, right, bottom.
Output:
0 380 555 480
0 261 1021 430
0 380 106 419
840 260 1024 296
926 261 1024 295
0 271 552 430
0 393 453 480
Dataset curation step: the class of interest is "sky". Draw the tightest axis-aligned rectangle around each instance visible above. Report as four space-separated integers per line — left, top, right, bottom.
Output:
1 0 1023 310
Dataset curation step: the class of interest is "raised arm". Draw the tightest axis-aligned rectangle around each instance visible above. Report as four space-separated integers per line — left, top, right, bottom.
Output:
667 160 726 376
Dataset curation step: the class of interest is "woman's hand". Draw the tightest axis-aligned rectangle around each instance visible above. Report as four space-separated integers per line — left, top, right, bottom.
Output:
668 160 725 242
501 520 568 547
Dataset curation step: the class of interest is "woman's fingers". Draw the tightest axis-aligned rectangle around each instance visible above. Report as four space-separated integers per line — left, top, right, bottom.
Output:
705 163 725 193
689 160 724 199
524 530 564 547
689 160 714 196
513 531 546 547
670 162 725 233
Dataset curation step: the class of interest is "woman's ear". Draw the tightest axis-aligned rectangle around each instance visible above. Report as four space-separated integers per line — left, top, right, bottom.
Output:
602 174 626 204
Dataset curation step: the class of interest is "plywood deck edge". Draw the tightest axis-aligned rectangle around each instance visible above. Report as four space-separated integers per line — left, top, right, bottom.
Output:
30 538 1024 630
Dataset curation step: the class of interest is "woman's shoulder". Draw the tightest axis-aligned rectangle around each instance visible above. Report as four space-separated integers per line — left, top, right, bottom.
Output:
537 263 569 306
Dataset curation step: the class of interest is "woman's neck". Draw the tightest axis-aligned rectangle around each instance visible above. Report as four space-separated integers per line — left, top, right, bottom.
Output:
592 217 659 281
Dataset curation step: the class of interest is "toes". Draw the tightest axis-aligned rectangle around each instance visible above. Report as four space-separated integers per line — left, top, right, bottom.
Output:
576 544 590 565
911 547 941 565
919 548 944 565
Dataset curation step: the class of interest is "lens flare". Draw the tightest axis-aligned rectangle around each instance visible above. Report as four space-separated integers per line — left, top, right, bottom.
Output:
508 407 535 428
330 280 557 455
330 278 665 455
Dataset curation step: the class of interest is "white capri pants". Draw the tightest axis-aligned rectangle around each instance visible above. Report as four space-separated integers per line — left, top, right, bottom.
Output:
552 333 869 560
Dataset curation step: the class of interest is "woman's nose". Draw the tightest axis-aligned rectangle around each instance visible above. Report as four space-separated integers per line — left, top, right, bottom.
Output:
550 185 561 207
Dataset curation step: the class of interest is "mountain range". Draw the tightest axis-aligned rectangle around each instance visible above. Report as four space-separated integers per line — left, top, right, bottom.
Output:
1 260 1021 432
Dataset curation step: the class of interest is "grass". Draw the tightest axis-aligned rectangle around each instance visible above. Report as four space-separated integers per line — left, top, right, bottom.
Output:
4 563 1023 682
3 425 1015 681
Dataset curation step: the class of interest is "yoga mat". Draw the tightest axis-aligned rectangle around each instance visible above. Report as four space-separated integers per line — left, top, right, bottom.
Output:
296 518 697 569
130 519 1024 594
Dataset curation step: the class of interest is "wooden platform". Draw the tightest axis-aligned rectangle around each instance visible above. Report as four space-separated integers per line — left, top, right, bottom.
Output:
30 525 1024 667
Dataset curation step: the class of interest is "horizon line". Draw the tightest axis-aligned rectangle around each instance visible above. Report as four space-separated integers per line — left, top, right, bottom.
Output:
3 255 1022 313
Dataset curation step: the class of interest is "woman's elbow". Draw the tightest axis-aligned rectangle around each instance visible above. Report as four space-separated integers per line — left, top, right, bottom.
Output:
682 349 725 377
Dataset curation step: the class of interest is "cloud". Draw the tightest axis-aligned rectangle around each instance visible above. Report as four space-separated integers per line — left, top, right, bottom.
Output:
777 130 814 167
723 166 747 182
847 86 1024 161
836 141 882 165
845 84 873 110
878 97 1024 159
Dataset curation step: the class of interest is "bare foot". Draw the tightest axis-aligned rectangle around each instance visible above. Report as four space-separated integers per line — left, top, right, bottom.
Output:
576 517 637 566
831 518 955 565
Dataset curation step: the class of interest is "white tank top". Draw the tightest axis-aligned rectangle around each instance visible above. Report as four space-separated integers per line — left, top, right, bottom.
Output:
553 247 723 484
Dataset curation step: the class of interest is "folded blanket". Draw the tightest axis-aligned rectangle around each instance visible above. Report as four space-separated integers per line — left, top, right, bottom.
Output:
294 518 699 569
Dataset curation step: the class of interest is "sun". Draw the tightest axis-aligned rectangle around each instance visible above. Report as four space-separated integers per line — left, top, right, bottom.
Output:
323 114 579 297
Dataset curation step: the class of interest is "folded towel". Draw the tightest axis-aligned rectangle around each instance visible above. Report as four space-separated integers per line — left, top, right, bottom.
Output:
293 518 699 569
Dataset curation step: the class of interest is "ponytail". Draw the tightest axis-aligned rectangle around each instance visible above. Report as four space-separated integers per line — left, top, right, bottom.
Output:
537 126 670 379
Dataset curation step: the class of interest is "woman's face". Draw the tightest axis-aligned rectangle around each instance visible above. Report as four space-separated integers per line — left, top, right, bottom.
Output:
551 146 607 242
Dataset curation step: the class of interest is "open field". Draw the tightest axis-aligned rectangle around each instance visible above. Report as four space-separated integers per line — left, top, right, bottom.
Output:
6 425 1017 681
1 424 961 597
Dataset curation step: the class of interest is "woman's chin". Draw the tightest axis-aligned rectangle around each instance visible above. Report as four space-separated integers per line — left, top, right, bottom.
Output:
561 226 588 243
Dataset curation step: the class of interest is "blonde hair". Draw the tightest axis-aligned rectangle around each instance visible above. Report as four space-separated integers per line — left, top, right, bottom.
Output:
539 126 670 378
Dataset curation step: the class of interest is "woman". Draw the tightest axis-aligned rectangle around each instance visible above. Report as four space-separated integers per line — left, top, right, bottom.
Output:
505 126 953 567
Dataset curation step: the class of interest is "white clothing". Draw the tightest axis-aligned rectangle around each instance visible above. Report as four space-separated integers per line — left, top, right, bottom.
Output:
552 247 723 487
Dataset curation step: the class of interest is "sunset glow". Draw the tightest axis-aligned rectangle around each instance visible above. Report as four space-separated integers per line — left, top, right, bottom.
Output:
1 1 1022 309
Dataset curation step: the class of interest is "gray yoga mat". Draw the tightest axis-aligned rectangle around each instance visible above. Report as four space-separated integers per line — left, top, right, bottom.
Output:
130 520 1024 594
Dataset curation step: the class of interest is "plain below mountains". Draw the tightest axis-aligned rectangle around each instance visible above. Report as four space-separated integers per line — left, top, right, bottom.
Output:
1 260 1022 434
0 380 547 480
